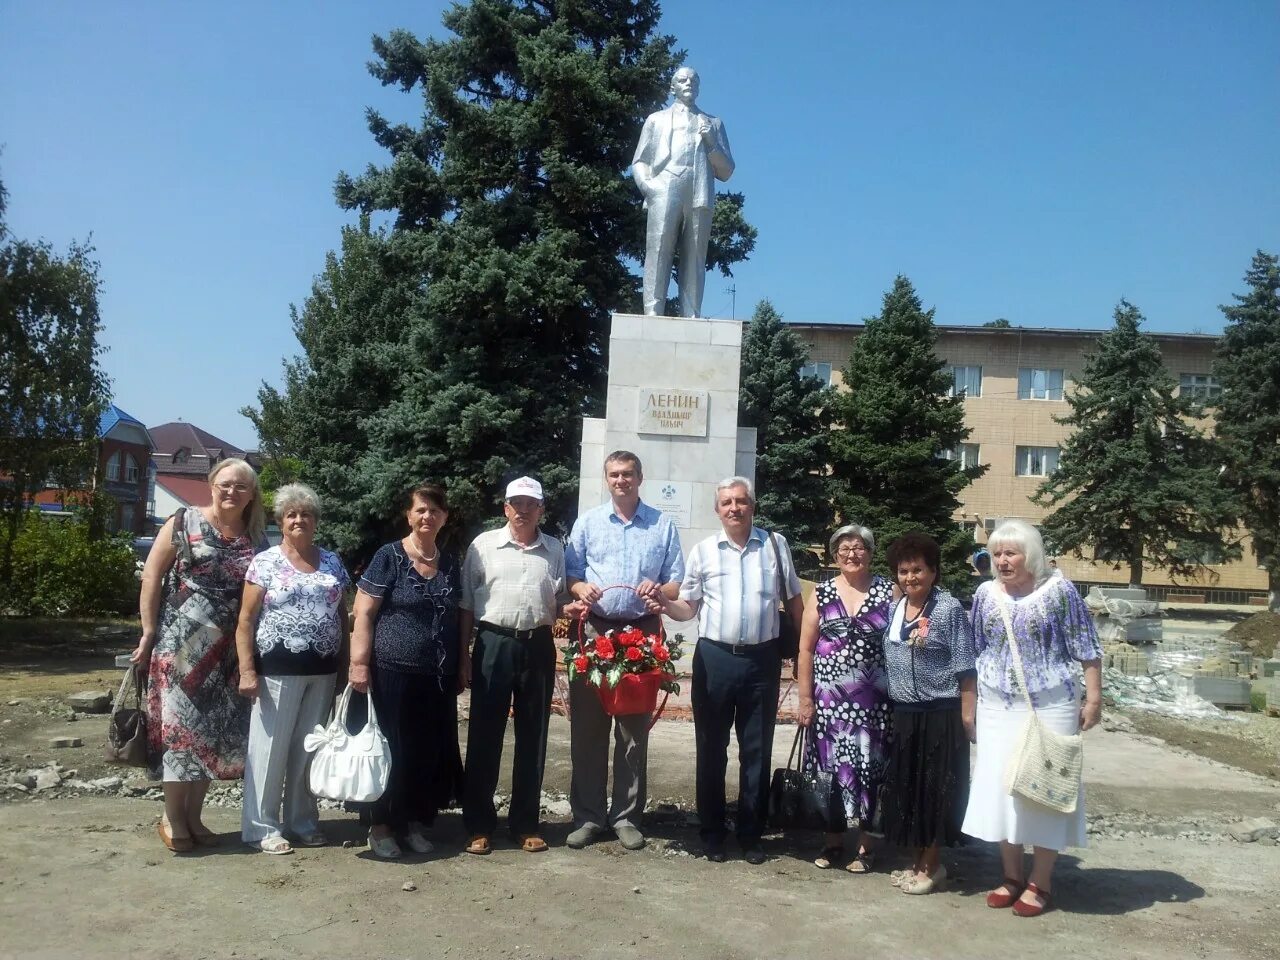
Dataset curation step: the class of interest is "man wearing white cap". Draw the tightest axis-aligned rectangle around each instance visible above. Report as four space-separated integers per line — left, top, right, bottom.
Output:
459 477 584 855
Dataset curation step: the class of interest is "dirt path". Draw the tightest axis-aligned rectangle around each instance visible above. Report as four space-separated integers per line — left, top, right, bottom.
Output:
3 716 1279 960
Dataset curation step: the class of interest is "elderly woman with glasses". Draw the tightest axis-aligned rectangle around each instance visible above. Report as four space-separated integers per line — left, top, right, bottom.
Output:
234 483 351 854
131 457 267 852
796 524 896 874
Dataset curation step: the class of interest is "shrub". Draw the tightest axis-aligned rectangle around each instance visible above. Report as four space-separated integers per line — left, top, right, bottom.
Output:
0 510 138 616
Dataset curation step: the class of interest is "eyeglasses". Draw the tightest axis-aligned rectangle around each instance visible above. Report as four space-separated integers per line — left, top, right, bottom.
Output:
214 482 251 494
835 545 869 558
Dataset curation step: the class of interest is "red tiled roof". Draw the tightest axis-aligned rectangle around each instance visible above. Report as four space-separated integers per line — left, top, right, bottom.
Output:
155 474 212 507
149 422 245 458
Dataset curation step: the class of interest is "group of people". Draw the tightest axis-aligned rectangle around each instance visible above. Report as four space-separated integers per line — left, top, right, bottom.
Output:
131 451 1102 919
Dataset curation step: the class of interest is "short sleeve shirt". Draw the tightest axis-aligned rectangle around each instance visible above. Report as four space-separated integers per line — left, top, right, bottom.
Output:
679 527 802 645
245 546 350 676
460 527 565 631
357 543 461 676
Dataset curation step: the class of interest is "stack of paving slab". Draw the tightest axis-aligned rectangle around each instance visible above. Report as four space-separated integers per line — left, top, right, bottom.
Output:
1093 586 1163 675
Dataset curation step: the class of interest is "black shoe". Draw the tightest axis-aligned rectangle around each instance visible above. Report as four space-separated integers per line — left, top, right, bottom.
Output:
743 844 767 866
704 843 727 863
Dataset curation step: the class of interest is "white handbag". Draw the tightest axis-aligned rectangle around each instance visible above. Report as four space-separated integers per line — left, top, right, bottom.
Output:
304 683 391 803
995 594 1084 814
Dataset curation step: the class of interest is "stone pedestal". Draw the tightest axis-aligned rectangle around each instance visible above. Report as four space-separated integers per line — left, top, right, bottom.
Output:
578 312 757 555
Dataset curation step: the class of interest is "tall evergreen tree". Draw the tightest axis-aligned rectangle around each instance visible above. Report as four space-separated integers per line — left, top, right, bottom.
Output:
1034 300 1239 586
1214 250 1280 610
0 173 110 582
828 276 983 592
738 299 832 576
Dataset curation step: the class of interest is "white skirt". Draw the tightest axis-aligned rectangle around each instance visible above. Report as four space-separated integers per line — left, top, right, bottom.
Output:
961 683 1087 850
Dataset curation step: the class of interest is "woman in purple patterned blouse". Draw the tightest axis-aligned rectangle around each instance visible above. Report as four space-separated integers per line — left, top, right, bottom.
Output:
797 524 896 874
961 520 1102 918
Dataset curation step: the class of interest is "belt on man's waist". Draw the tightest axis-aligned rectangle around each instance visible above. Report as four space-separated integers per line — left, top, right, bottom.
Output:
701 637 778 656
478 621 552 641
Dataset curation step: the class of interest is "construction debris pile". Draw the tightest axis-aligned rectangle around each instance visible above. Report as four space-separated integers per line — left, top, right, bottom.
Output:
1092 587 1250 721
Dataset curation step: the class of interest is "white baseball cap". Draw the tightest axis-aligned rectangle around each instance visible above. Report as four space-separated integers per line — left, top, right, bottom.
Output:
504 476 544 502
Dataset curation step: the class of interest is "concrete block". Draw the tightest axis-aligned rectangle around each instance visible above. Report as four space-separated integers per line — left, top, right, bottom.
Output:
580 417 606 446
49 737 83 748
1229 817 1279 842
709 320 743 347
1261 658 1280 678
641 315 712 345
1096 587 1149 602
667 437 738 484
609 341 676 388
1191 675 1252 708
66 691 110 713
610 312 645 340
707 389 740 439
669 344 740 391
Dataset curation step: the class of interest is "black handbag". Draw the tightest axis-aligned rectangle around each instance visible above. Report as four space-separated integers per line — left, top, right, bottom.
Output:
104 663 148 766
769 532 800 659
768 726 834 831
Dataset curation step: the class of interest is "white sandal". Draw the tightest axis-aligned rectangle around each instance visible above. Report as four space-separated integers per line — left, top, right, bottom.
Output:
254 836 294 855
902 864 947 895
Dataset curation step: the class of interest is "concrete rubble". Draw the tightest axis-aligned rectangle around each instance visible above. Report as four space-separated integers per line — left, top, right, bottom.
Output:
1096 586 1256 714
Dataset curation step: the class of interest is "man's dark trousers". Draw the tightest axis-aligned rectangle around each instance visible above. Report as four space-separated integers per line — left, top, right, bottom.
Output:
691 637 780 845
462 625 555 838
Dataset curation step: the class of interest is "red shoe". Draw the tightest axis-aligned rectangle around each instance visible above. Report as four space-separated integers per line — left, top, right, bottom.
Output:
1012 881 1052 917
986 878 1024 909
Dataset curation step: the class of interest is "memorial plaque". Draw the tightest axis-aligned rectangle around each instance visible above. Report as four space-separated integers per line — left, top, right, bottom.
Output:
650 480 693 527
637 387 708 437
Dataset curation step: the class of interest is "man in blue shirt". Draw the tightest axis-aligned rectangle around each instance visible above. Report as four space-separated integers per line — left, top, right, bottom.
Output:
564 451 684 850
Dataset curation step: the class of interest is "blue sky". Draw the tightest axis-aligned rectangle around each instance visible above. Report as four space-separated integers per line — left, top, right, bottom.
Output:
3 1 1277 449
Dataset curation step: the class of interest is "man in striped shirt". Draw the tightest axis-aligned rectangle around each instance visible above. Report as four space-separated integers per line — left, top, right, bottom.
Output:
651 476 803 864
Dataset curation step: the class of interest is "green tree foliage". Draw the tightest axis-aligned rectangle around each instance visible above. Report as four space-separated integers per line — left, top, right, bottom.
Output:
251 2 755 564
0 508 137 616
1214 251 1280 610
983 318 1012 328
0 173 111 583
738 299 831 576
1034 300 1239 586
828 276 983 592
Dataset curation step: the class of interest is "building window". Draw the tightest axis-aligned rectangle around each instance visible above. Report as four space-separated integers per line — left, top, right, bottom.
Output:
1015 445 1059 476
940 443 981 469
105 451 122 481
125 454 140 483
949 366 982 398
1017 367 1065 401
1179 373 1221 400
799 362 832 385
173 447 190 464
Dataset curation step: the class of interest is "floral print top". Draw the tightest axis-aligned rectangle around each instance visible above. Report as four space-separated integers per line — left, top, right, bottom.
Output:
245 546 350 676
970 571 1102 705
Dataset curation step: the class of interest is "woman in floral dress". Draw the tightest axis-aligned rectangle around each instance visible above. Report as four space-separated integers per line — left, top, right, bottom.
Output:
797 523 895 874
131 458 266 853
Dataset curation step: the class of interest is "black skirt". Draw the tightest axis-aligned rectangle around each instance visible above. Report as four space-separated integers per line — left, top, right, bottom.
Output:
879 706 969 848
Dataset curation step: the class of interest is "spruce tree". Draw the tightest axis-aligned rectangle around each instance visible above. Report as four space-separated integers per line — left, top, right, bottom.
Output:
739 299 832 576
1034 300 1239 586
828 276 983 592
1214 250 1280 610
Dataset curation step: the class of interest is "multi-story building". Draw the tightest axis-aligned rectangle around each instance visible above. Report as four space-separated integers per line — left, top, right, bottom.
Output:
150 421 251 520
791 322 1265 602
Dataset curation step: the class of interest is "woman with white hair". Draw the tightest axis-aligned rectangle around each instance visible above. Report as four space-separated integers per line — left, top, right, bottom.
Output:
131 457 267 852
796 523 896 874
234 483 351 854
961 520 1102 917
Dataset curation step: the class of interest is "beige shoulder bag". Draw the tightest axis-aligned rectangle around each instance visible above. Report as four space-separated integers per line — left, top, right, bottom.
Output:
995 593 1083 814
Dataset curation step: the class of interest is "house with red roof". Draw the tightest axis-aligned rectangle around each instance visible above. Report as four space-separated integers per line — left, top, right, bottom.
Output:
150 421 260 520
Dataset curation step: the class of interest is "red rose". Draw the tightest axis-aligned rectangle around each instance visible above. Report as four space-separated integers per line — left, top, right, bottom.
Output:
618 627 643 647
595 638 616 659
652 644 670 662
573 655 589 672
625 646 644 662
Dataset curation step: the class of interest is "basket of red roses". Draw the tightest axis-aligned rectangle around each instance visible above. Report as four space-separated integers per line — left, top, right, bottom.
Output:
562 586 685 722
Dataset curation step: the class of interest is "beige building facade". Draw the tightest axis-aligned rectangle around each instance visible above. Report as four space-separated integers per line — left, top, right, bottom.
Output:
791 322 1266 602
